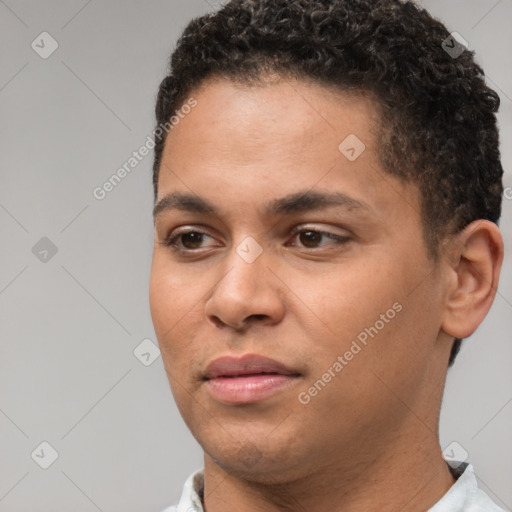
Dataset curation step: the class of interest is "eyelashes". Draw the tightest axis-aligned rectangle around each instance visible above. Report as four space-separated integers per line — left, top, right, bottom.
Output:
161 226 351 255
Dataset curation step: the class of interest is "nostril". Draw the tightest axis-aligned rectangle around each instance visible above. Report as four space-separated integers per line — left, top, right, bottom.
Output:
247 314 267 322
210 316 225 329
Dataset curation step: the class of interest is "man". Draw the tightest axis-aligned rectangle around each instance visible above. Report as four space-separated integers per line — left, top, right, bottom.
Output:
149 0 505 510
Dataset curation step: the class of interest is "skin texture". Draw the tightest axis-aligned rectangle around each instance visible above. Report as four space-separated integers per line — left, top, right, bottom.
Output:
149 76 503 512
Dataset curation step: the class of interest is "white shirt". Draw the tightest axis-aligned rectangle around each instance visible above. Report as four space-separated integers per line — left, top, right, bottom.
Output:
161 462 505 512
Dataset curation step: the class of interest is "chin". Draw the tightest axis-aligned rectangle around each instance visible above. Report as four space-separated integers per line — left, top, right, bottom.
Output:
204 436 311 484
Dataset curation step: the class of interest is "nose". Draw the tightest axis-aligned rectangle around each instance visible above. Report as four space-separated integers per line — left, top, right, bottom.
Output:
204 242 285 331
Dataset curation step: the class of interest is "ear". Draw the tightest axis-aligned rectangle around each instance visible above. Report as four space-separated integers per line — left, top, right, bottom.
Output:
441 220 504 339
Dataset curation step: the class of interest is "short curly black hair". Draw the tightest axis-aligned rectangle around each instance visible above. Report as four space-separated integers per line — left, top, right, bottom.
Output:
152 0 503 366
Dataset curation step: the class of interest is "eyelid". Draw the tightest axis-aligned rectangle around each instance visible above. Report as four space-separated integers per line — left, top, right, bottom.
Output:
163 223 352 253
288 223 351 238
164 226 217 247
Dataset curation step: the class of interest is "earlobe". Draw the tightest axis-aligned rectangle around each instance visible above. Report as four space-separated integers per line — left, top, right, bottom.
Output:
441 220 504 339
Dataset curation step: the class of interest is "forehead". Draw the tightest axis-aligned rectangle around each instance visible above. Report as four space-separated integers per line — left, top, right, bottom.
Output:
160 76 377 183
164 75 380 158
156 76 420 229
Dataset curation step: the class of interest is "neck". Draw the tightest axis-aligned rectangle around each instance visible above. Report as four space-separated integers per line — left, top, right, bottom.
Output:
202 425 456 512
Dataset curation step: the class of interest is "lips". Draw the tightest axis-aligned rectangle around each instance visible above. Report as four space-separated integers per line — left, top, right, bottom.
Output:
203 354 300 380
203 354 302 404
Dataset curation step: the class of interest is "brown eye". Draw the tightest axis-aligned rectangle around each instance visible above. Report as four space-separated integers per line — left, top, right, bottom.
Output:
180 232 205 249
299 230 323 248
289 227 352 250
164 229 214 252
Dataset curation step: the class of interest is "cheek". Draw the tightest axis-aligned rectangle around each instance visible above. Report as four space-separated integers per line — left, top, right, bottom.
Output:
149 256 208 371
149 271 198 413
149 256 191 335
288 253 424 383
149 266 191 378
290 257 403 334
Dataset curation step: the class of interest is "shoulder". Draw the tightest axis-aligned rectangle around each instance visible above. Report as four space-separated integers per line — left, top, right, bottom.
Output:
429 463 506 512
460 464 506 512
466 484 507 512
159 467 204 512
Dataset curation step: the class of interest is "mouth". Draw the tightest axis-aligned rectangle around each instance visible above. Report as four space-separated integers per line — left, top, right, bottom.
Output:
203 354 302 404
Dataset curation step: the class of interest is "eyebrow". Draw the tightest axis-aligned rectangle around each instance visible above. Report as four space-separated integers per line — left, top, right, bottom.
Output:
153 190 372 220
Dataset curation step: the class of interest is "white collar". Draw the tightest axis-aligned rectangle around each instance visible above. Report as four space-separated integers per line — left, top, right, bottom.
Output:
164 462 505 512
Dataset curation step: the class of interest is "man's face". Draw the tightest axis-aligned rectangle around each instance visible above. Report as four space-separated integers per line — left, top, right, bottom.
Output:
150 76 450 480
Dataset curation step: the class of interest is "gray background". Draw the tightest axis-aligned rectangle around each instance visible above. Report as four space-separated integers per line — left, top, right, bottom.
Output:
0 1 511 510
